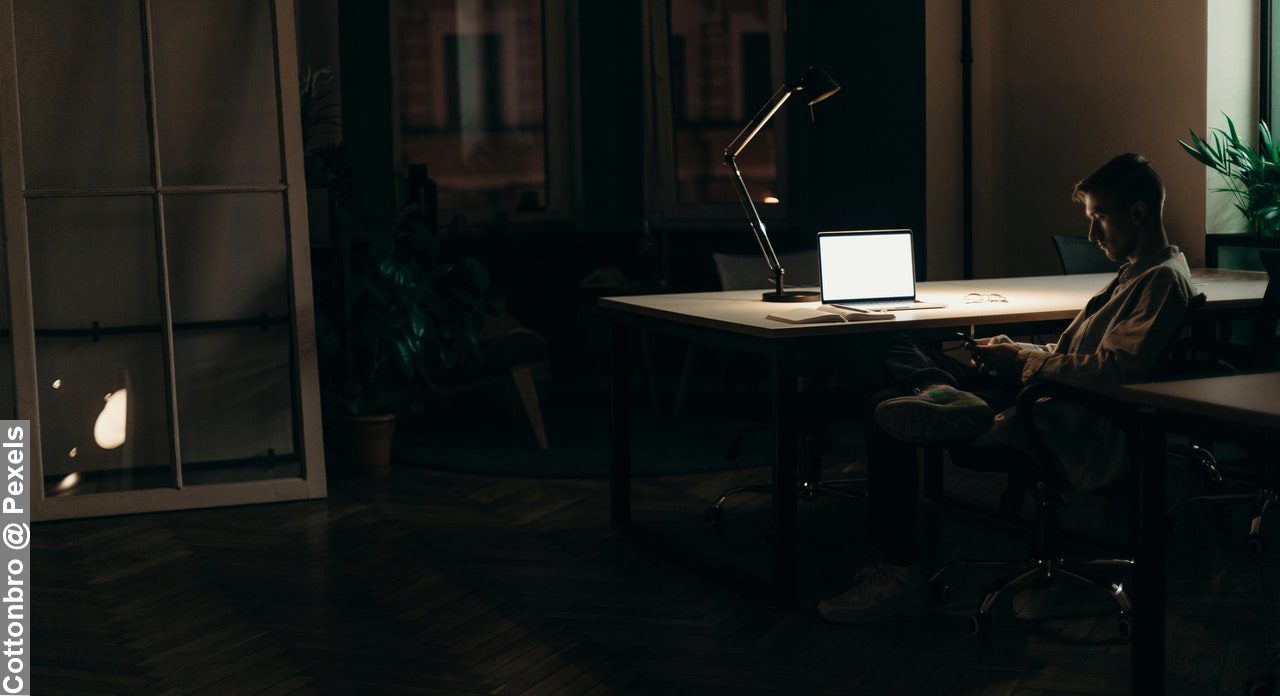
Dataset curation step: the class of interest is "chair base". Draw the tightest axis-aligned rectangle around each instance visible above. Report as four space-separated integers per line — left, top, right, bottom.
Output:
705 478 866 525
930 557 1133 636
1169 445 1276 555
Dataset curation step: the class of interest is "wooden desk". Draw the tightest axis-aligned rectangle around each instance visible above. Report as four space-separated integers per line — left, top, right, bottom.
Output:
602 268 1266 338
599 269 1268 608
1119 372 1280 431
1116 373 1280 695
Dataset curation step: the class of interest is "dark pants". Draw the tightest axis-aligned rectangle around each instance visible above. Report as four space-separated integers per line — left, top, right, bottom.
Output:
855 333 1015 566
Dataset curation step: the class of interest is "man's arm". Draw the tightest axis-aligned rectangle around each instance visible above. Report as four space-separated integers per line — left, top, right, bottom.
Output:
1017 268 1191 388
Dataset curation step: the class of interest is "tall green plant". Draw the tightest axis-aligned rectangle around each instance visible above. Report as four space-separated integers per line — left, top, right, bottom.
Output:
1179 114 1280 236
319 170 499 416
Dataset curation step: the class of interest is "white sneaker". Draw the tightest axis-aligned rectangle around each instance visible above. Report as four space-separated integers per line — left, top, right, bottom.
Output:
875 384 994 445
817 564 924 624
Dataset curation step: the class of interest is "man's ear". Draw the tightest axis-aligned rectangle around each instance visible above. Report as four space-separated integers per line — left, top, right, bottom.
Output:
1129 201 1147 226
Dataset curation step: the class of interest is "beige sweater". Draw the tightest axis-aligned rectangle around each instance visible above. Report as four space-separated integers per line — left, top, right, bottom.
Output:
977 245 1196 491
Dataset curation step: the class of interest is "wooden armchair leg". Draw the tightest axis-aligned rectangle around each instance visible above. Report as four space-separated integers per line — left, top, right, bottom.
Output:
510 364 548 450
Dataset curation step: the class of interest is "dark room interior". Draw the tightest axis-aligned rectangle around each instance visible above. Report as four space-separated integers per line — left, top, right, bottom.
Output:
21 1 1280 694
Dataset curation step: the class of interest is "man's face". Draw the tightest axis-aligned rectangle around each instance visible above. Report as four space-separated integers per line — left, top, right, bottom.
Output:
1084 193 1140 262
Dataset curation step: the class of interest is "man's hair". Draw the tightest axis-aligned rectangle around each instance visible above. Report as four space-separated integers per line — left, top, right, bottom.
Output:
1072 153 1165 221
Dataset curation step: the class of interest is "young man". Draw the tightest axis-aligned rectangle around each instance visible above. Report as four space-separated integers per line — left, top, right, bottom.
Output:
818 153 1196 624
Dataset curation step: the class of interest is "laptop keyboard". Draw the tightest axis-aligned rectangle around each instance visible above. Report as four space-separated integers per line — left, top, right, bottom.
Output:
833 300 916 311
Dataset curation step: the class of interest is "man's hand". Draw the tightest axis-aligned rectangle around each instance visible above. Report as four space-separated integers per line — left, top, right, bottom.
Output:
973 334 1015 348
971 342 1022 379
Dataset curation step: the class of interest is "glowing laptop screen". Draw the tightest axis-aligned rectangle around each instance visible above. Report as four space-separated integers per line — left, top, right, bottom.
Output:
818 230 916 303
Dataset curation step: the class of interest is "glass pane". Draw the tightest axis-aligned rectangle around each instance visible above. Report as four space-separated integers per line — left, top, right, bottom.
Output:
14 0 152 189
166 193 297 484
26 196 172 495
398 0 547 213
173 327 298 485
151 0 282 185
164 193 290 323
37 336 173 496
26 197 162 329
668 0 780 205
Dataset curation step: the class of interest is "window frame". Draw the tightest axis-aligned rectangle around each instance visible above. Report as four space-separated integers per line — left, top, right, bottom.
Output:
1263 0 1273 128
643 0 789 224
390 0 575 225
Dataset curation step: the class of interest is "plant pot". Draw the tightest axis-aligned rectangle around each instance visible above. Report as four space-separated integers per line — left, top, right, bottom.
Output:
1206 233 1280 271
332 414 397 475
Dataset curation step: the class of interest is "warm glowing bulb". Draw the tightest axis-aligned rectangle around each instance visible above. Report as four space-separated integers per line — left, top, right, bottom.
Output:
762 195 780 204
94 388 127 449
53 472 79 493
51 379 61 389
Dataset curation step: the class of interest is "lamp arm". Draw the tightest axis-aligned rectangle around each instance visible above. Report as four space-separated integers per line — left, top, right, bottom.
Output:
725 83 795 158
725 155 781 281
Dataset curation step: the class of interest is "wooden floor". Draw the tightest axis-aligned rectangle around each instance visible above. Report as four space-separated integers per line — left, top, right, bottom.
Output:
34 425 1280 695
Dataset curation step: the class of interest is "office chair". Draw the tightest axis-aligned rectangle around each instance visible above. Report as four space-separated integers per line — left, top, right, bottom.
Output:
929 294 1206 636
671 251 820 415
1166 248 1280 555
1051 234 1123 275
711 250 820 291
702 250 867 525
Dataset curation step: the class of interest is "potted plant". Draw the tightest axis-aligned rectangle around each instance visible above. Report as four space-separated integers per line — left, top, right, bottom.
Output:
318 169 497 474
1179 115 1280 268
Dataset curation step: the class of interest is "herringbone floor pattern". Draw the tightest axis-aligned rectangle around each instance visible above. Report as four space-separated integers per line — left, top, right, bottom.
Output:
33 453 1280 695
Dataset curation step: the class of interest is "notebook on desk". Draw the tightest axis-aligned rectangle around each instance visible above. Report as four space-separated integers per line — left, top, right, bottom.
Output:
818 229 946 311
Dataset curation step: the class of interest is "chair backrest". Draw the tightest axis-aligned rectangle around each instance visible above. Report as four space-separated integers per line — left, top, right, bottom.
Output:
711 250 819 291
1051 234 1122 275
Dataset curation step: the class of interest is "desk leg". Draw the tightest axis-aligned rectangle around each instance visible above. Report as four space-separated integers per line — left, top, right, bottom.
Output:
1132 411 1166 694
772 350 799 608
923 446 944 500
610 321 632 532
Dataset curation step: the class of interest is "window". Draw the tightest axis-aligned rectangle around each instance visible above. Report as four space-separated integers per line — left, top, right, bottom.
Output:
646 0 787 218
396 0 571 220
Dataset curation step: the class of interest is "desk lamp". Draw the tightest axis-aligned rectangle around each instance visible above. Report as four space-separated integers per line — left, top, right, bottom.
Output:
724 65 840 302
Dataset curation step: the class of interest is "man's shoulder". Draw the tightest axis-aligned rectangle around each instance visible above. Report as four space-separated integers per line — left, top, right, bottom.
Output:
1136 257 1194 293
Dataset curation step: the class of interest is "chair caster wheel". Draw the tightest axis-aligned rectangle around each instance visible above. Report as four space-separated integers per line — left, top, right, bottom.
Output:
928 580 949 603
704 506 723 525
1247 536 1264 557
1118 612 1133 640
970 611 991 636
1248 673 1277 696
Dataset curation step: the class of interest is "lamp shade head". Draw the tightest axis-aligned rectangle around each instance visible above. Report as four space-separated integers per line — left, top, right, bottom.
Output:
797 65 840 106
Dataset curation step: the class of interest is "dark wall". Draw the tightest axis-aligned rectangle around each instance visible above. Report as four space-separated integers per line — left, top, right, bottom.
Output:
577 1 644 233
785 1 928 278
337 0 395 222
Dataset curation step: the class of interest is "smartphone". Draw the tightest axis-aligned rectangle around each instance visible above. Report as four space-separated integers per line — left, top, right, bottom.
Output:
955 331 978 350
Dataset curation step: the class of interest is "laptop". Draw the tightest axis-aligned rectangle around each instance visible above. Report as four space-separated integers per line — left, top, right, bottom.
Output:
818 229 946 311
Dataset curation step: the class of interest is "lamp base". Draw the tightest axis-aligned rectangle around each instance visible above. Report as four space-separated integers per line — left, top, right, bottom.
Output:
762 290 821 303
